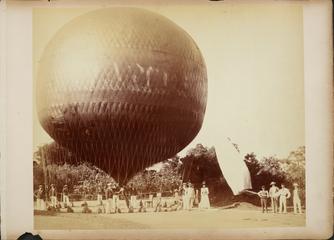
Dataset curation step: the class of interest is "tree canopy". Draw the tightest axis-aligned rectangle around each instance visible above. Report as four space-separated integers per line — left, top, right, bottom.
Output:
33 141 305 205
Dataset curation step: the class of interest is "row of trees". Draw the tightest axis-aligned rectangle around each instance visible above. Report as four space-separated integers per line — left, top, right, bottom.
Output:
33 161 115 197
244 146 305 203
245 147 305 188
34 142 305 205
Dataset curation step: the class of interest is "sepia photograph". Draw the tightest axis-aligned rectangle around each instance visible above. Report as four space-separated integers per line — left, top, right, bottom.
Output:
32 3 307 230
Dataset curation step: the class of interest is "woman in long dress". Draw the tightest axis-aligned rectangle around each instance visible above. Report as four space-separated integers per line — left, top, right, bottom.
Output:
199 183 210 209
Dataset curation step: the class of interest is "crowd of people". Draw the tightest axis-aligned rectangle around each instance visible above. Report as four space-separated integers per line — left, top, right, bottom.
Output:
256 181 303 214
34 181 211 213
35 180 303 215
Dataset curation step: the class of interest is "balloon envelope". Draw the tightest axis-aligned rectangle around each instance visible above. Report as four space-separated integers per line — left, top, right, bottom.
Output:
36 8 208 183
215 138 252 195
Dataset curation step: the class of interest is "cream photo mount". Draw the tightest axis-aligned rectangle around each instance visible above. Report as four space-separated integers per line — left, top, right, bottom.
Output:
1 0 333 239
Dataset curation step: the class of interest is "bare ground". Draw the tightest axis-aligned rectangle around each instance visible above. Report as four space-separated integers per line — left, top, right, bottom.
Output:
34 203 305 230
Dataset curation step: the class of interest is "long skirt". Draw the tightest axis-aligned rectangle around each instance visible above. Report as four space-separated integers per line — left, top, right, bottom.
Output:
182 196 189 210
199 195 210 209
36 199 46 210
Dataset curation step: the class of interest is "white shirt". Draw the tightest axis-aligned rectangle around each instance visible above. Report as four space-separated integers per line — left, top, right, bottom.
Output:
278 188 291 198
293 189 300 200
269 186 279 197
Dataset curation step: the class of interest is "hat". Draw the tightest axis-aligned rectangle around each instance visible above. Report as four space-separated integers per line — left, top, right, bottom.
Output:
293 183 298 186
270 182 276 185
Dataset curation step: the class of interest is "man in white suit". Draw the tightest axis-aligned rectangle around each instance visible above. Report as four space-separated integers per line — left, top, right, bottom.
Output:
278 184 291 213
292 183 302 214
269 181 279 213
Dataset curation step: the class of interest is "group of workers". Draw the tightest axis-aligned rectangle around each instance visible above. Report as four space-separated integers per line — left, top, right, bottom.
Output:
35 180 303 215
103 182 136 213
35 181 211 213
35 183 70 211
257 181 302 214
88 181 210 213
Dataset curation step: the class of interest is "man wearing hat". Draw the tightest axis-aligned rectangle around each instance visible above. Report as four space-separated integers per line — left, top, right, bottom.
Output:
292 183 302 214
269 181 279 213
49 184 57 207
278 184 291 213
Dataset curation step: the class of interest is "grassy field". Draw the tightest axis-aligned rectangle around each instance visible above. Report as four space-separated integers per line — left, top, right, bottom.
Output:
34 203 305 230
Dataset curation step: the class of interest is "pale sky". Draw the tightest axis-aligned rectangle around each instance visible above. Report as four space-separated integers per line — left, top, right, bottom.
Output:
33 3 304 160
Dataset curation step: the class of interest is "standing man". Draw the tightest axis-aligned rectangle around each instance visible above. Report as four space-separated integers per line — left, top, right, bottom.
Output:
120 185 129 212
138 198 146 213
62 184 70 208
49 184 57 208
194 189 199 207
173 188 181 209
278 184 291 213
188 182 195 210
154 191 162 212
257 185 269 213
113 184 122 213
292 183 302 214
35 185 44 210
96 183 104 206
44 185 49 207
129 184 138 210
181 183 188 210
173 188 179 201
269 181 279 213
105 183 114 214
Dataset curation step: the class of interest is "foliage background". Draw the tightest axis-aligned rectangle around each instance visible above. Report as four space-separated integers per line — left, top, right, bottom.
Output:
34 143 305 205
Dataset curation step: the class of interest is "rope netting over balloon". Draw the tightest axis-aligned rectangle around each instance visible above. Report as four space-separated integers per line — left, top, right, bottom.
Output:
40 94 205 184
36 8 208 185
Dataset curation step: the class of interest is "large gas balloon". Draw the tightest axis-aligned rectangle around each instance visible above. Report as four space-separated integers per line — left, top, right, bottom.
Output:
37 8 207 184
